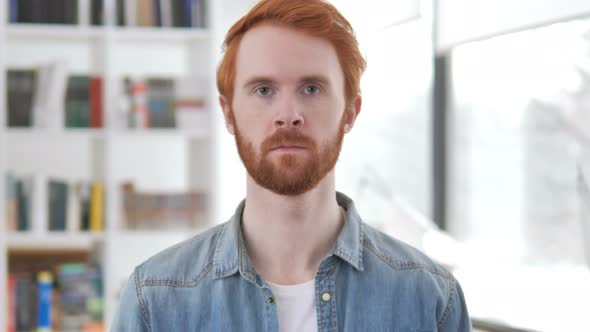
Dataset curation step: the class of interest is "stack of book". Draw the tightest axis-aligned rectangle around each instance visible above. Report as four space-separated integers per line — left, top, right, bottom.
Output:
4 173 106 233
121 182 207 230
6 65 104 129
6 263 104 332
122 76 207 129
116 0 207 28
9 0 83 25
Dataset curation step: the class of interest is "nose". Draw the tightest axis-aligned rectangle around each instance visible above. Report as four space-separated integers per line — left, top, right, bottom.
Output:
274 95 304 128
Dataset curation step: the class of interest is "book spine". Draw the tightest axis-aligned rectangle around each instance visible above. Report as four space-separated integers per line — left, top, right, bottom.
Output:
44 60 69 130
5 173 18 231
79 182 91 231
10 0 18 23
183 0 192 27
7 70 35 127
116 0 126 25
79 0 90 26
48 180 68 231
131 80 149 128
191 0 200 28
91 0 104 25
16 179 31 231
159 0 171 27
37 271 53 332
125 0 137 27
7 275 16 332
136 0 150 27
89 76 103 128
16 274 35 331
89 182 104 232
153 0 161 26
66 181 81 233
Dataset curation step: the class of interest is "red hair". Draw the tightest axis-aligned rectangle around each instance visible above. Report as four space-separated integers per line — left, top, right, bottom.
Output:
216 0 366 108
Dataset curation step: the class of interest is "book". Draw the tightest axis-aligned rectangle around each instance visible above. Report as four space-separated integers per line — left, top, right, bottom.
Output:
37 271 53 332
15 0 78 24
79 0 90 26
65 75 91 128
66 0 80 24
153 0 161 26
122 182 207 229
89 181 104 232
57 263 104 330
7 69 37 127
66 181 81 233
147 77 176 128
159 0 172 27
125 0 137 27
9 261 104 331
183 0 192 27
15 273 36 332
48 179 68 231
116 0 126 26
89 76 104 128
5 173 18 231
16 177 32 231
174 76 208 130
172 0 183 27
137 0 154 27
9 0 18 23
90 0 103 25
130 78 149 128
7 275 16 332
192 0 204 28
32 60 69 129
79 182 91 231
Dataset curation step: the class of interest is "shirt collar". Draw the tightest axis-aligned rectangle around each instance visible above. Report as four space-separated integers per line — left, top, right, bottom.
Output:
212 191 365 280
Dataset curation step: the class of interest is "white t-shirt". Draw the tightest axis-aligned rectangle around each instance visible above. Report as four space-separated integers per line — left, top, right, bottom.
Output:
267 279 318 332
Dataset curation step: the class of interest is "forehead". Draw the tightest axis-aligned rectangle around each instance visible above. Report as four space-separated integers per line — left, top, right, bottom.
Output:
234 23 344 86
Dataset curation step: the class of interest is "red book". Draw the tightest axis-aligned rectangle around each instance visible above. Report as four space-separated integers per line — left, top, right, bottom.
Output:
7 275 16 332
89 77 103 128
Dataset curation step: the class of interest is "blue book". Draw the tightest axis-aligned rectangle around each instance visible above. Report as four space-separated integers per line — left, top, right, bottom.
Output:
10 0 18 22
37 271 53 332
183 0 192 27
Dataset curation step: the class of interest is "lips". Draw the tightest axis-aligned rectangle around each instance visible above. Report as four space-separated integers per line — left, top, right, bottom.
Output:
272 145 305 151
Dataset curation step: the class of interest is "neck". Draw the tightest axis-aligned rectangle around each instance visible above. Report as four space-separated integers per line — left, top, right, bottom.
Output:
241 171 344 285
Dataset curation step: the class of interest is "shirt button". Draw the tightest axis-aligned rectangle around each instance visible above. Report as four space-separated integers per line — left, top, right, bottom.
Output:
321 292 331 302
267 296 275 304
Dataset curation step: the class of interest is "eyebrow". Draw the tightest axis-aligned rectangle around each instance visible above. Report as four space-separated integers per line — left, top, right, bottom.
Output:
242 75 331 90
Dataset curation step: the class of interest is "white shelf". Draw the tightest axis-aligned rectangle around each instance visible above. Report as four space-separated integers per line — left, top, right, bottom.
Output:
6 232 104 251
1 0 222 329
110 127 210 140
5 128 210 140
6 127 106 139
112 27 210 43
7 24 105 40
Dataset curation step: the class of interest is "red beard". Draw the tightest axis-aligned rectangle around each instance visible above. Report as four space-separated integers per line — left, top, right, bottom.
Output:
232 111 347 196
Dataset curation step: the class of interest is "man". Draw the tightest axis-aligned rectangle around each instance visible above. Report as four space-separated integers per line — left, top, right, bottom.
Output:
112 0 471 331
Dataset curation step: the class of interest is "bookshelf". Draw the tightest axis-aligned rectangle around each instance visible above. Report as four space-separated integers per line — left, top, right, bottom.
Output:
0 0 229 330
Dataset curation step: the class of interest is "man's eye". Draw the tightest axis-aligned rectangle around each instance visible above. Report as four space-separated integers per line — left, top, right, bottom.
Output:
303 86 320 95
256 87 272 96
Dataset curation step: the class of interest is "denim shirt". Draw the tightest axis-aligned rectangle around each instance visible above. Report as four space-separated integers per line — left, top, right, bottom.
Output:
112 192 471 331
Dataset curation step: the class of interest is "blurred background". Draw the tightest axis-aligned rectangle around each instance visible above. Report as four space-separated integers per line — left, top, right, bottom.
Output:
1 0 589 331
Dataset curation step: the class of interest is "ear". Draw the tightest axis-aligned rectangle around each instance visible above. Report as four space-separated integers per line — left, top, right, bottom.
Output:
343 95 362 133
219 95 235 135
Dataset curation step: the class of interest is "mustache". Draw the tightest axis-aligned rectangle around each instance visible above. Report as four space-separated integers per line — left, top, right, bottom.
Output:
261 129 315 154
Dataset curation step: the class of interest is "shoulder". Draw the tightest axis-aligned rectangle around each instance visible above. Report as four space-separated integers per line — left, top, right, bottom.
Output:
360 223 468 328
361 222 453 280
133 223 226 285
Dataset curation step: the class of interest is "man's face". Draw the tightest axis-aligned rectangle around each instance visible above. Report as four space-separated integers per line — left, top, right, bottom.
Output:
223 23 353 196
